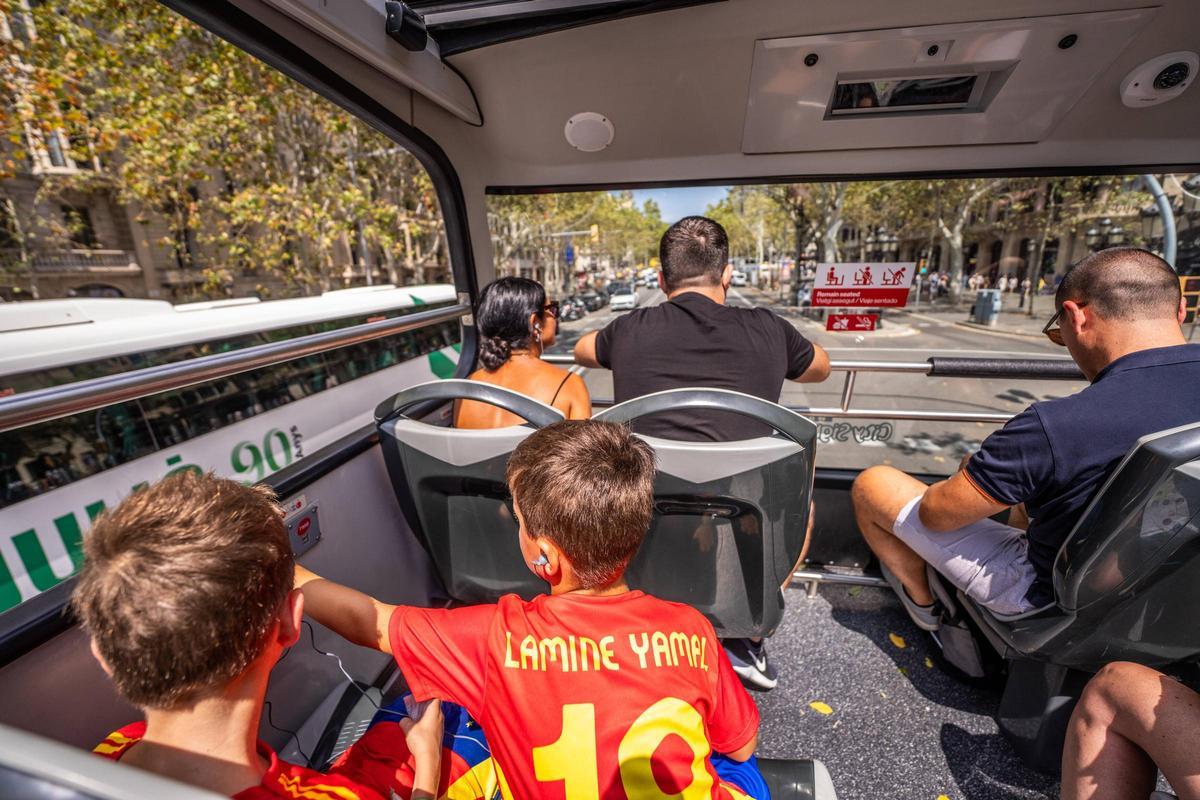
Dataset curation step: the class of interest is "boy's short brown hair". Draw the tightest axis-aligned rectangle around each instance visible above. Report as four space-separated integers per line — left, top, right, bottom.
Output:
72 472 293 709
506 420 656 588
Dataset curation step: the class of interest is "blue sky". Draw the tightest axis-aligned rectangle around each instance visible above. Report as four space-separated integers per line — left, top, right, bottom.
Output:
630 186 730 221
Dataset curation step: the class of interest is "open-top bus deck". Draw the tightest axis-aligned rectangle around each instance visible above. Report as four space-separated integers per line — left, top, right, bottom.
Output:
1 0 1199 798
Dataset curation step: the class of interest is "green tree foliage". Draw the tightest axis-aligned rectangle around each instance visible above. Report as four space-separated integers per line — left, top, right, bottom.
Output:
488 190 664 293
0 0 446 297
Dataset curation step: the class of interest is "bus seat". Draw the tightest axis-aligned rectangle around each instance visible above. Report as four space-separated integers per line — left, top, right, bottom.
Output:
925 421 1200 774
595 388 817 639
0 721 224 800
375 380 565 603
758 757 838 799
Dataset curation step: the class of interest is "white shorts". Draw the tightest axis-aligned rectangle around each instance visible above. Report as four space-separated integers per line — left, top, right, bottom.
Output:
892 496 1039 617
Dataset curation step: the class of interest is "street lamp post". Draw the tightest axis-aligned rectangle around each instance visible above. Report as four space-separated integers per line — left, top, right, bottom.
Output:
1084 216 1127 251
863 229 899 261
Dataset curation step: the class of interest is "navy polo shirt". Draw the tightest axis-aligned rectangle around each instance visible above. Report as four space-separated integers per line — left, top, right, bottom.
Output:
965 343 1200 601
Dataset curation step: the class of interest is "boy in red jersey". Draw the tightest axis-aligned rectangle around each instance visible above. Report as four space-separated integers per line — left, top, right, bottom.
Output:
74 472 496 800
297 419 769 799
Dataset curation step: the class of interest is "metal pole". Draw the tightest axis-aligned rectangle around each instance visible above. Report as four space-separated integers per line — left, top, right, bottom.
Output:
1143 174 1177 269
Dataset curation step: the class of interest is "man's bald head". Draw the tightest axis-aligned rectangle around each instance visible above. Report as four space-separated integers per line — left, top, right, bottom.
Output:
1056 247 1180 321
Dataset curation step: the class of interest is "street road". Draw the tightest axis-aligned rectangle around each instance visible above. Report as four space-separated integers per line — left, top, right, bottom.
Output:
548 286 1084 474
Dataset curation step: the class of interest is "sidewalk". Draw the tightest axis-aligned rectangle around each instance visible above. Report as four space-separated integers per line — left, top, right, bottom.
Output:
903 297 1051 338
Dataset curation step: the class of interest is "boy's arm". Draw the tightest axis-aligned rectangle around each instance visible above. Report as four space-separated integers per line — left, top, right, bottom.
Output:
402 701 444 800
294 565 397 653
724 734 758 763
707 625 761 762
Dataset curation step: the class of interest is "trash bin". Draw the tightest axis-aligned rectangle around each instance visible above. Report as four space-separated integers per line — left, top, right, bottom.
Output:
973 289 1001 326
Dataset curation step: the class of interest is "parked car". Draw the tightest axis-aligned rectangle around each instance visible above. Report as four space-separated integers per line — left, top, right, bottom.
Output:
609 285 638 311
731 269 749 287
580 291 606 311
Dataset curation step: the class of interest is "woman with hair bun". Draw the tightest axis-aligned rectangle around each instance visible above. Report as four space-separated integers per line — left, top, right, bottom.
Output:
454 277 591 428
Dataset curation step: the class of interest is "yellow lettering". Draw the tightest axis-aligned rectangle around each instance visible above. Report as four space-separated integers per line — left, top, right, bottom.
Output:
504 631 519 669
670 632 692 668
520 635 540 670
569 635 578 672
628 632 650 669
651 631 671 667
539 637 569 672
599 636 619 671
579 637 601 671
700 637 708 672
690 635 703 671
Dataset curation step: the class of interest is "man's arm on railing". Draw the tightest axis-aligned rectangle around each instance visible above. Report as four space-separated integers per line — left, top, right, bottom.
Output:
793 344 832 383
574 331 603 369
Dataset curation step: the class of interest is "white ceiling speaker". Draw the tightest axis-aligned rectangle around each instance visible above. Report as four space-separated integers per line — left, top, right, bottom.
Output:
1120 51 1197 107
564 112 614 152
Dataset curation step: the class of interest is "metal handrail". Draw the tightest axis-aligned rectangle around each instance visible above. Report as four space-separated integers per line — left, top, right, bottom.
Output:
0 303 470 434
541 352 1071 424
545 353 931 373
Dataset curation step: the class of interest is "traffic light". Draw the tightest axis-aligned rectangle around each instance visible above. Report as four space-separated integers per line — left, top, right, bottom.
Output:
589 224 600 243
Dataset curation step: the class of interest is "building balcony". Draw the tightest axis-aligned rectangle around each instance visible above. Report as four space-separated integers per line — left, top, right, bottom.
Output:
0 249 140 274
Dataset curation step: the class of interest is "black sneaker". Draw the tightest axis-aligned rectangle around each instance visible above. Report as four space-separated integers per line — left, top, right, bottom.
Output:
724 638 778 691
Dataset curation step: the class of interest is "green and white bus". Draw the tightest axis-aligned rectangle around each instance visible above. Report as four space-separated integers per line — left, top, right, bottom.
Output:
0 285 460 612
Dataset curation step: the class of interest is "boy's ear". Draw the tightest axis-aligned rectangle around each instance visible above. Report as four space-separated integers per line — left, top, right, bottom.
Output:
89 638 114 678
541 539 566 582
278 589 304 648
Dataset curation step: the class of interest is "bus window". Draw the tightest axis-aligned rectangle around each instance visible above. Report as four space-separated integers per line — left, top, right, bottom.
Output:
507 175 1197 474
0 0 462 615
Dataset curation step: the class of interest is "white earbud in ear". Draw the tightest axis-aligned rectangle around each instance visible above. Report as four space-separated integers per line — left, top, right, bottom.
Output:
531 553 549 567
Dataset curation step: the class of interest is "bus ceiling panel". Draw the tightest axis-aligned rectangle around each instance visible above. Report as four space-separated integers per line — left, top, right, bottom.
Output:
254 0 483 125
435 0 1200 186
742 9 1156 154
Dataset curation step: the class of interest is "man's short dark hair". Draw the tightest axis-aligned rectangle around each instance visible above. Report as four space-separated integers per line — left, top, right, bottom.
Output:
1056 247 1180 320
659 216 729 290
506 420 656 589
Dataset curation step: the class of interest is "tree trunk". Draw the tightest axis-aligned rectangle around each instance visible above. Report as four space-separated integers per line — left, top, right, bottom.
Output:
1027 182 1056 317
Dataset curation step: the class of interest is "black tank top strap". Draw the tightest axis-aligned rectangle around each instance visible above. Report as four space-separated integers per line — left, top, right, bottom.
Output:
550 371 572 405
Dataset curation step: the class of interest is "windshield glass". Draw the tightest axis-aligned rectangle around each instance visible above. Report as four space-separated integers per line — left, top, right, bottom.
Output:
489 175 1199 474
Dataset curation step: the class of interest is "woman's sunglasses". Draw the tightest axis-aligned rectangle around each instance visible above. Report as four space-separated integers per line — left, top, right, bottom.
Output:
543 300 560 319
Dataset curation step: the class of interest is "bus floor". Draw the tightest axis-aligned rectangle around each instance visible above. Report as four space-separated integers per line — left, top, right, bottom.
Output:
759 584 1177 799
758 583 1057 800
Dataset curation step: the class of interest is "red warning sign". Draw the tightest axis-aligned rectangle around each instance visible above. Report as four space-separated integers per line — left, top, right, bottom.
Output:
826 313 879 332
812 263 914 307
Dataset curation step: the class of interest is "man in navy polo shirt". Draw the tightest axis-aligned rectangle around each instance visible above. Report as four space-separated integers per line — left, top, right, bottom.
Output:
852 247 1198 628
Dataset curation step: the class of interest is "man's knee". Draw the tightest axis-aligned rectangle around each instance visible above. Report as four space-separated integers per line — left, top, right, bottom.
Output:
851 465 905 508
851 465 922 524
1077 662 1155 724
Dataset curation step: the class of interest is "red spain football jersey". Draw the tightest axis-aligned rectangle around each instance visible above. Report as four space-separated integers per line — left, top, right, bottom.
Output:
390 590 760 800
94 720 495 800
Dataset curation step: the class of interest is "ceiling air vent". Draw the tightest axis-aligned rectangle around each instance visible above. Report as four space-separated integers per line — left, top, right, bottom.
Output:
828 73 997 117
742 8 1156 154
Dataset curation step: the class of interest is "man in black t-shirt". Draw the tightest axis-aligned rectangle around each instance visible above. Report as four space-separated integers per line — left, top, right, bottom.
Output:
575 216 831 690
575 216 830 441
